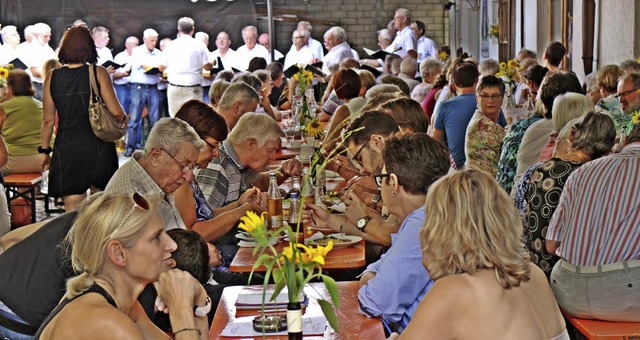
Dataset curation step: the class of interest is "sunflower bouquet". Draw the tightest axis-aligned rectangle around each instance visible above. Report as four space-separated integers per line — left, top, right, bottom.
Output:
293 65 314 96
238 211 340 331
304 118 324 140
0 66 9 88
496 59 520 86
489 24 499 39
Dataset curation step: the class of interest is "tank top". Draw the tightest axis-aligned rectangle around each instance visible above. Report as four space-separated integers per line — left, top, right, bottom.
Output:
34 283 117 339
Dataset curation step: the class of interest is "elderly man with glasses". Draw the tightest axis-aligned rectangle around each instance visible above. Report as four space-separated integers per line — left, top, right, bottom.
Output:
105 117 203 230
284 29 314 70
616 73 640 119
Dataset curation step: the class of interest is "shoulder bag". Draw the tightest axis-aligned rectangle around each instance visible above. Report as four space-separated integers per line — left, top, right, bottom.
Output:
88 63 128 142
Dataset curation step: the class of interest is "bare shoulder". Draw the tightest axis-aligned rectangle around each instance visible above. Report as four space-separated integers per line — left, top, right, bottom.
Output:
42 295 144 340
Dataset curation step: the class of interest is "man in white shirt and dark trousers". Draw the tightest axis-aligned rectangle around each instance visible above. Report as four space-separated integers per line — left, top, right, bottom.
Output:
21 22 55 100
125 28 163 157
159 17 212 117
411 20 438 63
113 36 139 117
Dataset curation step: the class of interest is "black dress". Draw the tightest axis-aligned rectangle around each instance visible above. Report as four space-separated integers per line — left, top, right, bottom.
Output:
48 65 118 196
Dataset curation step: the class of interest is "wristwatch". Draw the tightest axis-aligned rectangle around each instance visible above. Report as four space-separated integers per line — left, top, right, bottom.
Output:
37 146 52 155
356 216 372 233
194 296 212 317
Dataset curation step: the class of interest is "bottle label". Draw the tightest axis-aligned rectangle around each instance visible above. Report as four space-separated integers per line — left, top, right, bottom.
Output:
286 309 303 333
270 216 283 229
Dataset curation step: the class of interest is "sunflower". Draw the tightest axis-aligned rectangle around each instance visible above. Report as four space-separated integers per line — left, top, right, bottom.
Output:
238 211 266 233
633 111 640 124
0 67 8 79
305 118 324 139
438 51 449 62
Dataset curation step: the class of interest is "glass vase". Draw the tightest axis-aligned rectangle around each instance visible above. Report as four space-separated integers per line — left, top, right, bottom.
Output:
287 302 303 340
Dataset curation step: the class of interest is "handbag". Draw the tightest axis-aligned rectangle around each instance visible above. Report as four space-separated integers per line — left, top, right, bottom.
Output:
88 63 128 142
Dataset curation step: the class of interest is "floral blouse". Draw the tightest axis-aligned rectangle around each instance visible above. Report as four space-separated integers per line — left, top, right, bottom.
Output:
465 110 506 176
496 115 543 194
524 158 583 277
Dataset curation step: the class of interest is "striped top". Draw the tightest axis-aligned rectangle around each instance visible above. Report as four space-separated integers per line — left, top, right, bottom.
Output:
547 143 640 266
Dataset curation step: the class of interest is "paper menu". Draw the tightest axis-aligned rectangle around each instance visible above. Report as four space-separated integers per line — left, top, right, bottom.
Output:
220 315 327 337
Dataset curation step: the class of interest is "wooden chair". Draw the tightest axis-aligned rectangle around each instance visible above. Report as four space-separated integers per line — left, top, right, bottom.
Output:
562 310 640 339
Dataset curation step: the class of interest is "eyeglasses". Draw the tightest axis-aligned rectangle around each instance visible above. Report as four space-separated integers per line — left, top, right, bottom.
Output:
110 192 150 239
615 88 640 99
373 173 391 187
478 94 504 101
203 139 220 153
292 36 304 40
351 140 369 167
160 148 197 173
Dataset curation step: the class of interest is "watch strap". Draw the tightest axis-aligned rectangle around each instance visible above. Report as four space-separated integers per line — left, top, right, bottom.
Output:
194 296 212 317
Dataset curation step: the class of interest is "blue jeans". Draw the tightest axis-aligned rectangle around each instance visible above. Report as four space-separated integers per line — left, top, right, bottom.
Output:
114 84 131 114
202 86 211 104
0 307 34 340
127 83 161 151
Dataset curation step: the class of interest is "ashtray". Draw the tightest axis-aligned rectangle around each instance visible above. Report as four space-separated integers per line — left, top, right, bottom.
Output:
252 314 287 333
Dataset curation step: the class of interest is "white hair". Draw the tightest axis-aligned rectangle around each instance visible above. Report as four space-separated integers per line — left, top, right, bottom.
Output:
143 29 158 39
33 22 51 34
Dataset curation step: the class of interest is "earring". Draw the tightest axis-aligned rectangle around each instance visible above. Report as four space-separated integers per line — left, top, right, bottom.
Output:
391 191 397 197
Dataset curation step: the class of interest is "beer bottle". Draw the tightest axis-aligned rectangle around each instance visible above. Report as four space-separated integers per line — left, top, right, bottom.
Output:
267 172 283 229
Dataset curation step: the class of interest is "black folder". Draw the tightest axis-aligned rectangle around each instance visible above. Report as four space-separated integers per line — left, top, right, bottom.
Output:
359 64 382 78
143 67 161 75
9 58 28 70
101 60 125 69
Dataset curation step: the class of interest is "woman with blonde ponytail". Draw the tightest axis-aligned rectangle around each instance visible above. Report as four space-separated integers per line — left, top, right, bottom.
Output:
389 169 569 340
35 192 209 339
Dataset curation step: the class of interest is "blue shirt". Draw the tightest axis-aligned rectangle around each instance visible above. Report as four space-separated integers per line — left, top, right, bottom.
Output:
129 45 163 85
435 94 507 169
358 206 432 333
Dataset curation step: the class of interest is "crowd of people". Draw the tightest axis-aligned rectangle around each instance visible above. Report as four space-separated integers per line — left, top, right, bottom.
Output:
0 6 639 339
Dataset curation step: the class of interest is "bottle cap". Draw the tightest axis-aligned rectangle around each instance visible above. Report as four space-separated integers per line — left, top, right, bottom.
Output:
290 192 299 198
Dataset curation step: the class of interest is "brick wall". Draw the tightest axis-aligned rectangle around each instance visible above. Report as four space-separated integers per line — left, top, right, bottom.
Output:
257 0 449 56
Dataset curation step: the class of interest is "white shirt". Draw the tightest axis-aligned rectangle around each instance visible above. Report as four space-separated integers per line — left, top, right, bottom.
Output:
308 38 324 60
322 41 353 75
129 45 163 85
113 50 133 85
417 36 438 62
160 34 210 86
234 44 271 71
96 46 114 65
284 45 314 70
391 26 417 58
0 45 18 65
273 49 284 61
20 41 56 84
210 48 237 71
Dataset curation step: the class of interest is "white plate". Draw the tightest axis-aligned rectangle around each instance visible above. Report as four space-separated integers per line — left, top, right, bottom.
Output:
235 232 255 241
304 233 362 249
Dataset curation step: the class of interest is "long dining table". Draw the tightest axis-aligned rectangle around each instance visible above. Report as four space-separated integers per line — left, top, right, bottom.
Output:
209 281 386 339
229 237 366 273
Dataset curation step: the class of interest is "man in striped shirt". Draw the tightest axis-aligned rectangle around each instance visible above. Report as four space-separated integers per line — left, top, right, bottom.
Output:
546 123 640 322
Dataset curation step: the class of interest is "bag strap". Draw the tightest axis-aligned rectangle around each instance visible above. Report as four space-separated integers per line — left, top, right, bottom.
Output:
88 64 102 105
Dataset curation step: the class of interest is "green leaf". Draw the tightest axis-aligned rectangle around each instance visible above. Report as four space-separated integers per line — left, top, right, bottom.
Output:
272 280 286 301
318 299 339 331
322 275 340 308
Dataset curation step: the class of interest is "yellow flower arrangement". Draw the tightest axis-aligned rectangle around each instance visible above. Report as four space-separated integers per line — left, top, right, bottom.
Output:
293 65 314 96
0 67 9 88
238 209 340 331
304 118 324 139
438 51 449 62
489 24 499 39
496 59 519 86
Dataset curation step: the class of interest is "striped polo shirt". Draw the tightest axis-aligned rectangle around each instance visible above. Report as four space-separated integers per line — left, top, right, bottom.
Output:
547 143 640 266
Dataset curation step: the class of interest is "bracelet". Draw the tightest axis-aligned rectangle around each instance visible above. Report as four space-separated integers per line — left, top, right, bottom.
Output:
173 327 201 338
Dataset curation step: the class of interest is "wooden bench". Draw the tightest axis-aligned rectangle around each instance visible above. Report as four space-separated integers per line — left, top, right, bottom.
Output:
4 173 42 225
563 310 640 339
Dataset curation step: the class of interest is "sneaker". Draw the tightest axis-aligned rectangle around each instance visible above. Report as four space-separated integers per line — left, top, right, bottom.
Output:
124 149 134 157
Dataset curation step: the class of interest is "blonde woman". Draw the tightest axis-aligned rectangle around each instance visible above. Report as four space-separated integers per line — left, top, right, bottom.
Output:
391 169 567 340
35 192 209 339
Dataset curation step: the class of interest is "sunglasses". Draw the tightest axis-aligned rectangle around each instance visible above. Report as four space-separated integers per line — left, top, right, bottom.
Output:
351 140 369 168
373 173 391 187
110 192 150 239
160 148 197 172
